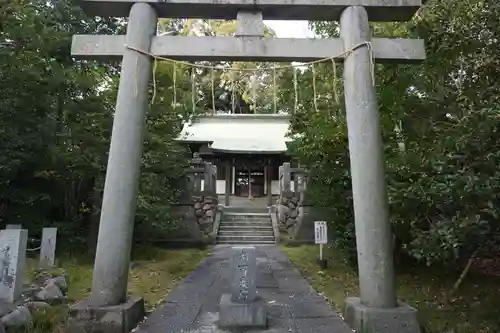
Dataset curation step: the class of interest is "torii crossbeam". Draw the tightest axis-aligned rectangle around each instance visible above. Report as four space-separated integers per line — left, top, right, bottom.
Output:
66 1 426 333
72 35 425 63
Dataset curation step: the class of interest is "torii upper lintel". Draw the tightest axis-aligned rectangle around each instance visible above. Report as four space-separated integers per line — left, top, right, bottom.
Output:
78 0 422 21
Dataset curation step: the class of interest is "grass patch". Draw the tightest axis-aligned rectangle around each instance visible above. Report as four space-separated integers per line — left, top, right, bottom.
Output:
128 247 209 310
282 245 500 333
20 247 210 332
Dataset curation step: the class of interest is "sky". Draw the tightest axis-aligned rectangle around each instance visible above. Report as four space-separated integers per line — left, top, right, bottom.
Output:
263 20 315 38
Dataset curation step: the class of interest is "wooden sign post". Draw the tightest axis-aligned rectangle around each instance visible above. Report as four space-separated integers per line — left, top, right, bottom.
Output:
68 1 425 332
314 221 328 268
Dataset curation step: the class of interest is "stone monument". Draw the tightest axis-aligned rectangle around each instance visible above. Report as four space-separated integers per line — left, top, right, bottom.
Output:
218 246 267 328
0 229 28 303
39 228 58 269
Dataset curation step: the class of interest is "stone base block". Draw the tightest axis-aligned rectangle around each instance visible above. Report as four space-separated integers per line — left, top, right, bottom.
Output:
344 297 421 333
218 293 267 328
65 296 145 333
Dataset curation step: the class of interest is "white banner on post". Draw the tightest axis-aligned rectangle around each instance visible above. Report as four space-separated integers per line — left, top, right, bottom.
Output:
314 221 328 244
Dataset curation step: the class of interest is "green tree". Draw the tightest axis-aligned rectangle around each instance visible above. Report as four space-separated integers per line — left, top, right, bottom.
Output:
286 0 500 267
0 0 193 248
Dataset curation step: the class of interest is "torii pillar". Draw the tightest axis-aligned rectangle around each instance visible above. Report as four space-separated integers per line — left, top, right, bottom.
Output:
66 2 157 333
340 6 421 333
68 1 425 332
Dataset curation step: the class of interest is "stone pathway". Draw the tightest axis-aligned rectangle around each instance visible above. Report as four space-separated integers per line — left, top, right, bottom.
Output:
135 245 353 333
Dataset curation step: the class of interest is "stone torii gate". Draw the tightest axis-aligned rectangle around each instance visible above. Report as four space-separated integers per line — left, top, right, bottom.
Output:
68 1 425 333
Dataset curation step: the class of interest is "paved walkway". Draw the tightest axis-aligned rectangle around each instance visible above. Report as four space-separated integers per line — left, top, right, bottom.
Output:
136 245 352 333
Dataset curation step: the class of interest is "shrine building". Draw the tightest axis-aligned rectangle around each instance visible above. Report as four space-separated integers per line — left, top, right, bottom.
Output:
176 114 293 205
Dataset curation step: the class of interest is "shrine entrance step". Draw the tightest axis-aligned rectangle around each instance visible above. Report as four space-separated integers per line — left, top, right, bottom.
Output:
217 213 275 245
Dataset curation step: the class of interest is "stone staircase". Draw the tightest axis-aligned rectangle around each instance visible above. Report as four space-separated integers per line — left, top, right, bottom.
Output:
216 209 275 245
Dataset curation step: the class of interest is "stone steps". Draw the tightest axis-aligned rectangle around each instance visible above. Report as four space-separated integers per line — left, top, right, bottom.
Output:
216 239 276 245
218 235 275 241
217 212 275 245
219 230 274 237
222 214 270 221
219 221 272 227
219 225 273 231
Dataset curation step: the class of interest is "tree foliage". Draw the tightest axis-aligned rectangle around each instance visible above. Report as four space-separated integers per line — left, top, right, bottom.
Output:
0 0 191 248
287 0 500 266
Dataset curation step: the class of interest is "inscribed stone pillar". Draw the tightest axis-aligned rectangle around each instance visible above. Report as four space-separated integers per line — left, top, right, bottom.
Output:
340 6 397 308
90 2 158 307
40 228 57 269
219 245 266 328
225 161 231 206
212 164 217 193
282 163 291 193
278 166 283 197
293 172 299 193
193 171 202 194
203 163 213 193
0 229 28 302
266 163 273 206
230 246 256 302
247 166 252 198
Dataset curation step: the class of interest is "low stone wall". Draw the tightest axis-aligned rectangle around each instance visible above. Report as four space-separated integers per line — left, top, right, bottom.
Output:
292 205 325 243
277 192 301 234
275 191 319 244
276 163 318 243
166 160 219 244
193 194 219 235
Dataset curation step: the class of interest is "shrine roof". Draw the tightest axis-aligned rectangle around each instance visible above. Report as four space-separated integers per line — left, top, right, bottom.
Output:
176 114 292 154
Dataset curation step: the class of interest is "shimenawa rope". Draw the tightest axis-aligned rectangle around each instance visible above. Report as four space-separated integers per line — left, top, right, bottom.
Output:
127 42 375 112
